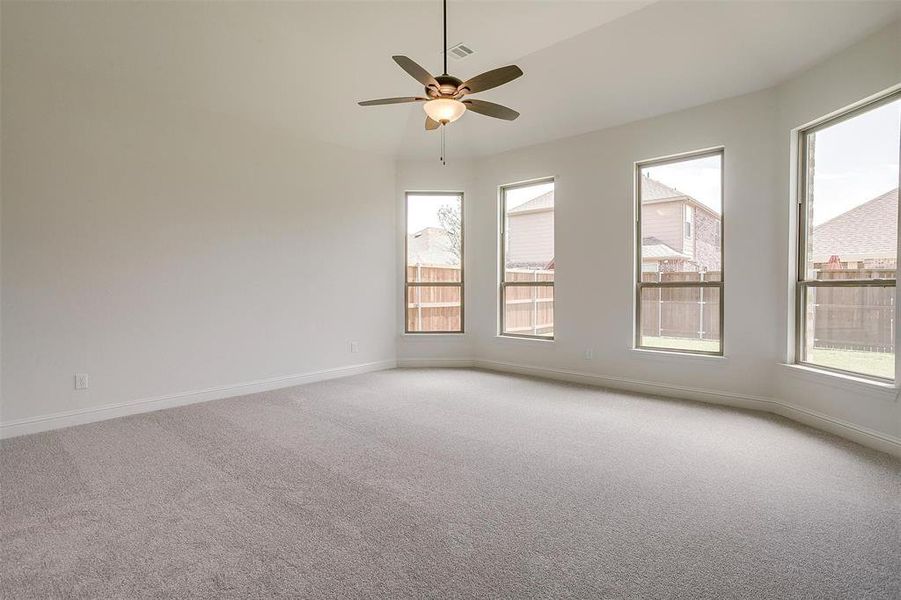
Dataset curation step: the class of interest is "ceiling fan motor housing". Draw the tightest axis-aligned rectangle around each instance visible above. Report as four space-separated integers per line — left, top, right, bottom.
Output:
430 75 464 97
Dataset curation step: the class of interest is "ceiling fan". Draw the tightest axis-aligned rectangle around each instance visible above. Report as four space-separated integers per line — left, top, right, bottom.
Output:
358 0 523 161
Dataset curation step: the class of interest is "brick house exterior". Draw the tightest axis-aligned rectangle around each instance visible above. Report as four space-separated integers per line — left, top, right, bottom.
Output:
691 206 722 272
640 176 721 274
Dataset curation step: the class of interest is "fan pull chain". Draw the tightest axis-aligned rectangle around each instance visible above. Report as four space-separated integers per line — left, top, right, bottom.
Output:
440 125 446 166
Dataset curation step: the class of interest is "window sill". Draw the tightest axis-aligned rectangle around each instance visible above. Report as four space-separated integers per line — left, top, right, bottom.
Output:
779 363 898 401
630 347 726 362
495 334 555 344
400 333 467 339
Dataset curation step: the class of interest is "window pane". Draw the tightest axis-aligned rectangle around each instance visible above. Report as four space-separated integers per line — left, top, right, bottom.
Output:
504 181 554 282
407 194 462 283
406 285 461 333
800 285 895 380
639 154 722 280
639 286 720 353
804 98 900 280
502 285 554 338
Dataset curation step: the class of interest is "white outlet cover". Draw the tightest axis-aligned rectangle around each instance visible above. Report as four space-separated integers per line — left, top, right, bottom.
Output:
74 373 89 390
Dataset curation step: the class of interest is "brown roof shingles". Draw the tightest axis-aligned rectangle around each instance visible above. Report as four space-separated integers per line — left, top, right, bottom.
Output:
811 188 898 262
641 177 687 203
508 191 554 214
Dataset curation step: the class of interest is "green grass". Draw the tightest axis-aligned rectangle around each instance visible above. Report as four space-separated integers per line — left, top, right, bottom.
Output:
806 348 894 380
640 336 720 353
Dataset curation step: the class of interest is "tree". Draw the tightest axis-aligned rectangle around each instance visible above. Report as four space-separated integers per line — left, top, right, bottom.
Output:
437 204 462 262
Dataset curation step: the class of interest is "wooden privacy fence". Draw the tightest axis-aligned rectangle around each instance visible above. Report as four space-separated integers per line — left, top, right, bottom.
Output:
808 269 895 353
406 265 461 283
406 265 462 332
406 265 556 334
408 265 895 352
640 271 721 342
503 269 554 336
640 268 895 352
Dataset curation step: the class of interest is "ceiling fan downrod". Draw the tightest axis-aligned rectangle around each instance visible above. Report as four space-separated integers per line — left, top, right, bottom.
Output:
440 0 447 165
437 0 447 165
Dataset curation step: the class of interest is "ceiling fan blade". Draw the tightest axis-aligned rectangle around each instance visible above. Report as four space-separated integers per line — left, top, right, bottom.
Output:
392 56 439 89
458 65 523 95
358 96 428 106
463 99 519 121
425 116 440 131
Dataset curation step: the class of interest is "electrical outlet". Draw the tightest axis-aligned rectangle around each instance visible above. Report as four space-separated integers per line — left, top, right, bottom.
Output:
584 349 593 360
350 341 359 353
74 373 89 390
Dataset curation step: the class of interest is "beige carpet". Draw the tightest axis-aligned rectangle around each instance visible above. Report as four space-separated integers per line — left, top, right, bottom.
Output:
2 368 899 599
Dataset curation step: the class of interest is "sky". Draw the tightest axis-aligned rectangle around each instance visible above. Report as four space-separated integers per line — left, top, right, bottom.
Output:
808 98 900 225
407 194 461 234
407 183 553 234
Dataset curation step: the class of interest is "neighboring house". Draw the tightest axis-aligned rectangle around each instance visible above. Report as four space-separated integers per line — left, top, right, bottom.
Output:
640 176 721 274
506 191 554 269
810 187 898 271
413 178 725 275
407 226 457 266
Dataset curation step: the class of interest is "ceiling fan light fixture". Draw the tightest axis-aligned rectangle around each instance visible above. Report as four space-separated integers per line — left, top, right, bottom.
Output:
423 98 466 124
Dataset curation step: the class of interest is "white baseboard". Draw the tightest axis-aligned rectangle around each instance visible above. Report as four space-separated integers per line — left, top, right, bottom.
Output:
475 359 773 411
396 357 476 368
0 359 397 440
5 355 899 459
470 358 901 459
769 402 901 458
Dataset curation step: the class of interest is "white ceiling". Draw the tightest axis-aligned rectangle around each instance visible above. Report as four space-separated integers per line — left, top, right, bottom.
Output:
5 1 900 159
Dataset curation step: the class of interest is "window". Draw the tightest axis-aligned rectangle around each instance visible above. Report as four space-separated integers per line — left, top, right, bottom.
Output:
796 91 900 381
405 192 463 333
636 149 723 355
500 179 555 338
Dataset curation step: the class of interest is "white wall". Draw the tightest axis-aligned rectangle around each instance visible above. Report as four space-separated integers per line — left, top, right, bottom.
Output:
1 33 397 426
398 21 901 452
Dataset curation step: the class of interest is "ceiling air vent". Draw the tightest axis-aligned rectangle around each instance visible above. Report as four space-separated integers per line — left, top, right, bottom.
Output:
446 43 474 61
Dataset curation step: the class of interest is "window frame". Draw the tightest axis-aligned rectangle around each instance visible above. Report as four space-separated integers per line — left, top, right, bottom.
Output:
634 147 725 357
404 191 465 335
499 177 556 340
794 90 900 383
